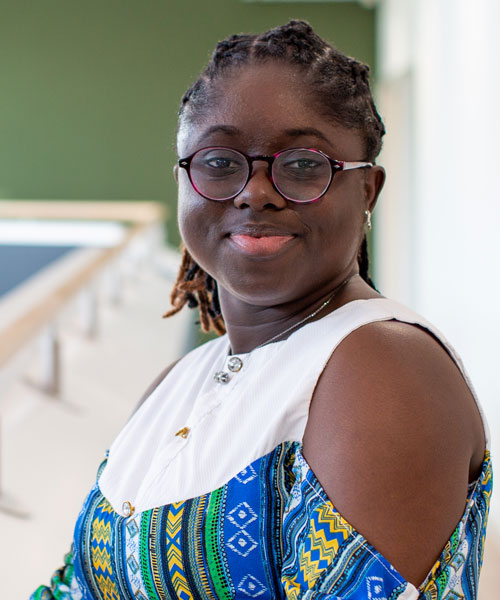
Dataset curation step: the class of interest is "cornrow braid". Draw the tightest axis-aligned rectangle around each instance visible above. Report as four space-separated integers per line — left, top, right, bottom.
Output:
181 20 385 161
166 20 384 334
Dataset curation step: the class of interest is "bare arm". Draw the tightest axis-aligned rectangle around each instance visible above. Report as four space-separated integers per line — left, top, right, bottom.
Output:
303 320 485 586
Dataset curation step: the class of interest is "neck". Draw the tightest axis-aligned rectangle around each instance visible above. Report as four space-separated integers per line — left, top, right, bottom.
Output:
219 271 371 354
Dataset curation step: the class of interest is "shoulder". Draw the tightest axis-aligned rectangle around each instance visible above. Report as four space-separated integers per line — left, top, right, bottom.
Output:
303 318 485 584
309 318 483 460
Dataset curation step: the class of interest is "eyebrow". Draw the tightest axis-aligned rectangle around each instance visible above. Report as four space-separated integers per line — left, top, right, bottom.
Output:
283 128 331 143
198 125 240 141
198 125 330 143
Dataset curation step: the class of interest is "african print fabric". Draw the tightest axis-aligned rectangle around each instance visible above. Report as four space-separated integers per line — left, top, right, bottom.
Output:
32 443 492 600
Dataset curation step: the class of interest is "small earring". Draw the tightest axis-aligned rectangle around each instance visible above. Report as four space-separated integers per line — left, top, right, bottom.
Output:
365 209 372 231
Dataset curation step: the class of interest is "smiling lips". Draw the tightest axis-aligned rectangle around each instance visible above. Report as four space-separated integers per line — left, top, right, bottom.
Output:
229 233 295 256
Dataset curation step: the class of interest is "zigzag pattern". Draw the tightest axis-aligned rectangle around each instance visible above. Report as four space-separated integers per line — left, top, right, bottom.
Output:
92 517 112 545
282 578 301 600
31 443 493 600
166 502 193 599
90 501 115 597
282 503 351 597
97 498 115 515
92 545 112 574
298 503 352 586
94 573 120 600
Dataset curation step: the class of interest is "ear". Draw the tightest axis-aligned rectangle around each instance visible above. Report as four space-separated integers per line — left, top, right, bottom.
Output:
173 164 179 184
364 165 385 213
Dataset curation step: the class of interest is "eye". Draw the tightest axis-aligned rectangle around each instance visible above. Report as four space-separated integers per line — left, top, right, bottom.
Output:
285 158 321 171
193 150 246 178
279 156 325 180
205 157 240 169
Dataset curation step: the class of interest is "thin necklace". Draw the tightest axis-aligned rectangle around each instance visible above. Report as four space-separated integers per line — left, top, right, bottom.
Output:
213 274 355 384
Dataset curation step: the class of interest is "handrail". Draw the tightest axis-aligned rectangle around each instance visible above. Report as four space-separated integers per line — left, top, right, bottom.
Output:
0 200 164 223
0 201 168 517
0 201 167 370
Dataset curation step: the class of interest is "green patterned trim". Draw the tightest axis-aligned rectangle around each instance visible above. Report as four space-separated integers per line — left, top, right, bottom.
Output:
205 488 232 600
140 511 161 600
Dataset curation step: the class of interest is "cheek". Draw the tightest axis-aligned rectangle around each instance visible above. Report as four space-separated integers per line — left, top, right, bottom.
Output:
178 203 206 262
177 185 224 274
334 178 366 233
303 183 365 272
177 175 205 237
309 182 364 239
177 193 197 240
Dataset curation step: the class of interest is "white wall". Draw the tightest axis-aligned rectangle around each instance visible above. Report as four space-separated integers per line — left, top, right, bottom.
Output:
375 0 500 528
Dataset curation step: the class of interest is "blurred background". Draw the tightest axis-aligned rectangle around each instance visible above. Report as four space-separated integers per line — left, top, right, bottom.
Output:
0 0 498 597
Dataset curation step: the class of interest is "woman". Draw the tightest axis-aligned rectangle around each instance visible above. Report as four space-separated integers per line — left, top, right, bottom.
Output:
33 21 491 600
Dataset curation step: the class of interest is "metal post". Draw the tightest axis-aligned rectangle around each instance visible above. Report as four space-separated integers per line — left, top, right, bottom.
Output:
39 322 60 396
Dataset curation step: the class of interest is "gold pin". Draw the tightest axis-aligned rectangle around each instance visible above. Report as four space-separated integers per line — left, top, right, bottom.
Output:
175 426 190 439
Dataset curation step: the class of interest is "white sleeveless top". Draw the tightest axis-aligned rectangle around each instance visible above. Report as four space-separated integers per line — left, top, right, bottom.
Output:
99 297 490 516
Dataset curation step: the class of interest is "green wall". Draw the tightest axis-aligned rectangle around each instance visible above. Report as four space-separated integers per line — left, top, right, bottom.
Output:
0 0 375 245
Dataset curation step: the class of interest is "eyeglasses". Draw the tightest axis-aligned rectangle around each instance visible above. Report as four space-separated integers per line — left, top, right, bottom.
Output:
178 146 373 204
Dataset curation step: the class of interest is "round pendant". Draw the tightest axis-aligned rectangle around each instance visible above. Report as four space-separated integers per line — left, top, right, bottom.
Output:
227 356 243 372
214 371 230 384
122 501 135 517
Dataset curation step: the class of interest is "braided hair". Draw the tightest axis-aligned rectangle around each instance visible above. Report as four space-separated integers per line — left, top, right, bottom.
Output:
163 20 385 333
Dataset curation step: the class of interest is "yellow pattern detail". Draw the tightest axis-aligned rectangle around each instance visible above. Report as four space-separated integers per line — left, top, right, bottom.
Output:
91 510 115 597
92 517 112 545
283 579 300 600
482 456 493 503
166 502 193 600
284 503 353 597
300 505 351 585
92 546 113 574
94 574 120 600
97 498 115 515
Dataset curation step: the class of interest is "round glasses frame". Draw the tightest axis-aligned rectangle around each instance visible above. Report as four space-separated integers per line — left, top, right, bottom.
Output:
177 146 373 204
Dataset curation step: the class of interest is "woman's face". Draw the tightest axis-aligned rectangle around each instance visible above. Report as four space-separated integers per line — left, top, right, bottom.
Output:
176 62 385 307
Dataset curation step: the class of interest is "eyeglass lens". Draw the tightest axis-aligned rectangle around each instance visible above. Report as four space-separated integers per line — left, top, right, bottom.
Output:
189 148 332 202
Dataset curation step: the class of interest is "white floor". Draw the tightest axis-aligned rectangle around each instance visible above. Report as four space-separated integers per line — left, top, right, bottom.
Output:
0 247 498 598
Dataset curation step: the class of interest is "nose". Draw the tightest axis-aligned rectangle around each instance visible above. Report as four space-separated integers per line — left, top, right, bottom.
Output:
233 162 287 210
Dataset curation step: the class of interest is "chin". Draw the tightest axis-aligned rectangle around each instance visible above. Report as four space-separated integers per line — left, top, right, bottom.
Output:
218 276 300 308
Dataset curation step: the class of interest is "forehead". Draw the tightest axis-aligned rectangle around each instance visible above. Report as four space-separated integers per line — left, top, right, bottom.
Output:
178 62 364 159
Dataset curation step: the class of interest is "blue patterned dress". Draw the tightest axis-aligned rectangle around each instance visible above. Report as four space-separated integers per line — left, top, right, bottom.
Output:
31 444 492 600
31 299 493 600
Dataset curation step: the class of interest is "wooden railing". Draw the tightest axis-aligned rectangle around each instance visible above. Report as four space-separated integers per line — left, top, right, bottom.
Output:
0 200 164 223
0 201 166 372
0 200 166 516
